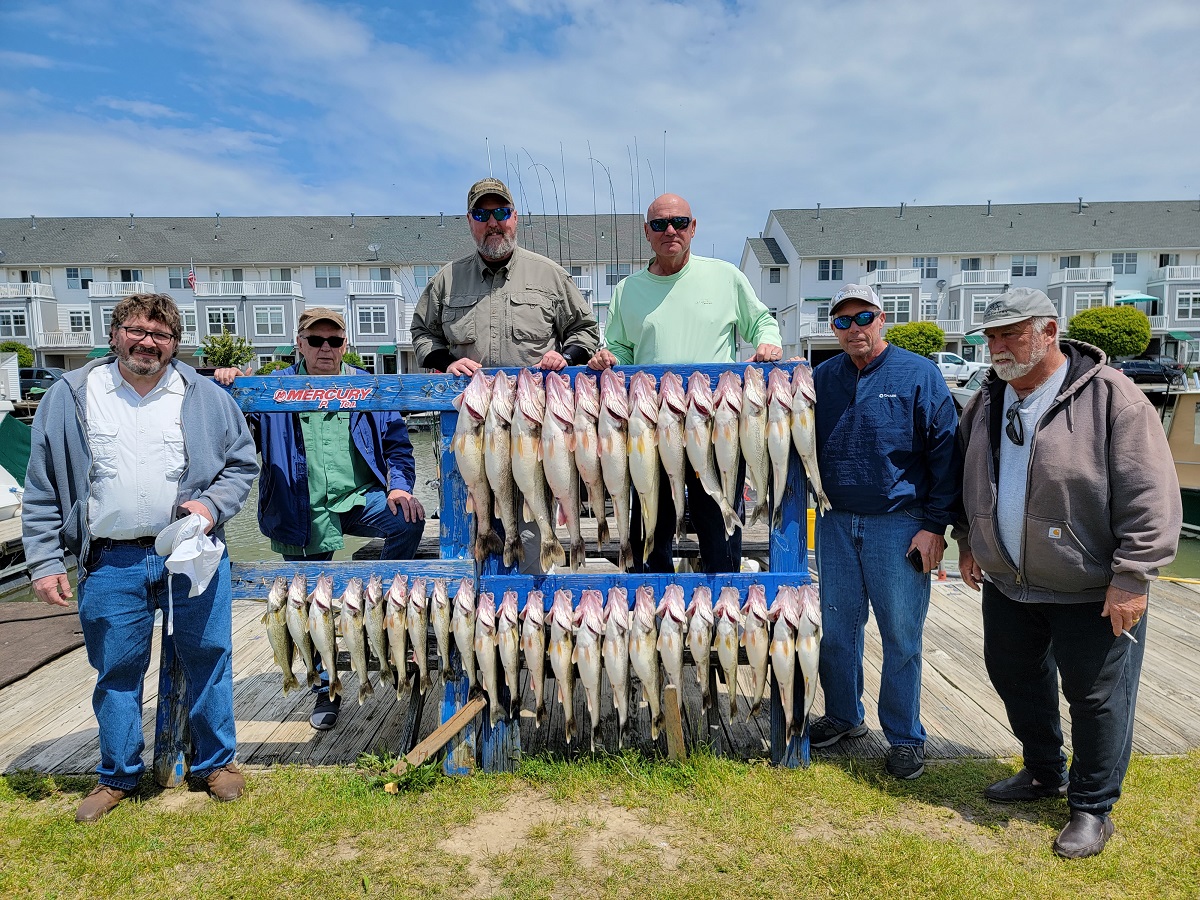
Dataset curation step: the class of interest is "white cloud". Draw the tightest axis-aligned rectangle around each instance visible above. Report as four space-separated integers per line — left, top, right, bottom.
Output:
97 97 188 119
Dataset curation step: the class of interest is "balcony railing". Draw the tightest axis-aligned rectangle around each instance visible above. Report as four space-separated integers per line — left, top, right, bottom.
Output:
863 268 920 286
1048 267 1114 285
194 280 304 298
347 280 401 297
0 283 55 299
36 331 93 348
1149 266 1200 282
935 319 965 334
88 281 155 298
1148 316 1168 330
180 331 199 346
572 275 593 292
949 270 1009 288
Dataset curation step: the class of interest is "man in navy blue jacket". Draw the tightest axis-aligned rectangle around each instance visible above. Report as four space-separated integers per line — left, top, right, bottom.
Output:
808 284 961 780
216 307 424 728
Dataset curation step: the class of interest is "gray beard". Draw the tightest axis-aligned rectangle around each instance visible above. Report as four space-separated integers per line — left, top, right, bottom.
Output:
118 345 170 377
477 232 516 261
993 342 1047 382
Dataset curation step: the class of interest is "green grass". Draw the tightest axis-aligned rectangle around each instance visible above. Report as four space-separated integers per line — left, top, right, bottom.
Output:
2 751 1197 899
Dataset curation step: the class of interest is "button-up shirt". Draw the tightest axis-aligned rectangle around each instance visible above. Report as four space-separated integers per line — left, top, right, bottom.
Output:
86 362 186 539
410 245 599 368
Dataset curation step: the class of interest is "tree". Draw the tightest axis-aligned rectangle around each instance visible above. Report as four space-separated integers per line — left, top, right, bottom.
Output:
1066 306 1151 359
885 321 946 358
199 330 255 369
0 340 34 367
342 350 364 369
254 360 292 375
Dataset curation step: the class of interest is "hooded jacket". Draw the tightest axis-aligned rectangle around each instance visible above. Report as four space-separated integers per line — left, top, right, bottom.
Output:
954 339 1181 603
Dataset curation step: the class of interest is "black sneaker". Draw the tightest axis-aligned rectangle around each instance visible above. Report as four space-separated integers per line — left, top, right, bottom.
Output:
886 744 925 779
809 716 870 748
310 691 341 730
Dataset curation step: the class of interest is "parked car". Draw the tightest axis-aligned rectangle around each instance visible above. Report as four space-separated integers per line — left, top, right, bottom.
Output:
1136 354 1186 384
950 368 987 412
18 367 64 400
928 352 989 385
1109 357 1181 385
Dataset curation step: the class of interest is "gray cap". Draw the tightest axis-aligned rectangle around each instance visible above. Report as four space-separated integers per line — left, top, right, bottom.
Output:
967 287 1059 333
830 283 882 315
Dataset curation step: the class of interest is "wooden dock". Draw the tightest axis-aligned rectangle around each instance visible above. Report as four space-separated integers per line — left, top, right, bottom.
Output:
4 574 1199 776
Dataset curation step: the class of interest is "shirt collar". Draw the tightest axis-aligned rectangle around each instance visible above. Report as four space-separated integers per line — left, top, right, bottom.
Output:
475 245 519 279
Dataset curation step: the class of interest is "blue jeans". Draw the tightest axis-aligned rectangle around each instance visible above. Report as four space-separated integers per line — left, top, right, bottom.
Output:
815 508 930 746
78 543 236 791
287 488 424 562
982 582 1146 814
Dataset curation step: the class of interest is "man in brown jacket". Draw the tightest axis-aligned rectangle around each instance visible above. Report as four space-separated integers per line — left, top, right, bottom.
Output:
955 287 1181 859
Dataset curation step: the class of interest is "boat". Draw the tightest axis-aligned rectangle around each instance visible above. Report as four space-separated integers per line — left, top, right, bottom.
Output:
1162 385 1200 536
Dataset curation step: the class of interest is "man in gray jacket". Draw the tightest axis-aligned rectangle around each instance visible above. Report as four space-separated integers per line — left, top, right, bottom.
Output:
23 293 258 823
955 287 1180 859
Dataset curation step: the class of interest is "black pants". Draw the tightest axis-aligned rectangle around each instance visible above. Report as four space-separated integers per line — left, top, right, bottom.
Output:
628 459 745 574
981 581 1146 814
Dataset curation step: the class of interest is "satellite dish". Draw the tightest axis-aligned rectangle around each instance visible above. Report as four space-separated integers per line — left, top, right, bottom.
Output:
936 279 947 290
367 243 380 260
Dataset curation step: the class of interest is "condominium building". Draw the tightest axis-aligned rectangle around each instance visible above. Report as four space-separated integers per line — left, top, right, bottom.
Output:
740 200 1200 364
0 214 650 372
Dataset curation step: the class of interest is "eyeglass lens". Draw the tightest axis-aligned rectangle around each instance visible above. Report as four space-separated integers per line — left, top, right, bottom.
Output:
305 335 345 348
470 207 513 223
832 311 878 329
648 216 692 232
121 325 175 343
1005 401 1024 446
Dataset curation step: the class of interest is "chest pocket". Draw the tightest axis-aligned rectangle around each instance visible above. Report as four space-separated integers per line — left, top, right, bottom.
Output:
163 425 186 481
443 296 479 347
88 422 120 479
510 291 555 343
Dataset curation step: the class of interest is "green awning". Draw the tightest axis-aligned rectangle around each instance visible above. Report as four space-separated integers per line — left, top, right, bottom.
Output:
86 347 110 359
1168 330 1194 341
376 344 397 355
194 348 206 358
963 334 985 345
273 345 294 355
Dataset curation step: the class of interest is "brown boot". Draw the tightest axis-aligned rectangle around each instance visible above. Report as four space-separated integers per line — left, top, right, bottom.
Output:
76 785 129 823
205 763 245 802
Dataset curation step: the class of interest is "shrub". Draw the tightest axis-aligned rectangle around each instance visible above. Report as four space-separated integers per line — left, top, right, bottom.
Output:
1066 306 1151 359
342 350 365 369
0 340 34 367
255 360 292 375
885 321 946 358
199 330 255 369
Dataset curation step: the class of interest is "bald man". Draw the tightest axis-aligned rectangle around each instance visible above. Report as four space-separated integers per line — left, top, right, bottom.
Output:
589 193 782 573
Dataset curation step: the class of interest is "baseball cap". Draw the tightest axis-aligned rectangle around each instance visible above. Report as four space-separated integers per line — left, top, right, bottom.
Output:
467 177 515 210
829 283 882 315
967 287 1058 334
298 306 346 332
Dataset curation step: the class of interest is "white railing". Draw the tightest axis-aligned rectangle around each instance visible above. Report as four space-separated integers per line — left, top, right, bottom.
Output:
863 268 920 286
1149 266 1200 282
88 281 156 298
346 280 401 296
797 319 834 338
934 319 965 334
0 283 55 299
1148 316 1168 330
949 270 1009 287
1048 267 1114 285
572 275 593 292
36 331 93 348
180 331 199 346
194 281 304 298
396 329 413 346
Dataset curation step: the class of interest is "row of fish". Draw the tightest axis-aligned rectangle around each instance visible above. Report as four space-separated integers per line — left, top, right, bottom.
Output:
265 572 821 750
453 365 832 572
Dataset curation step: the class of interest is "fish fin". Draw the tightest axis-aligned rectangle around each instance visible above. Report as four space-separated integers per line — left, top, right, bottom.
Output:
482 529 503 560
564 431 577 453
260 611 269 625
465 493 475 515
555 501 567 527
522 498 532 521
571 646 579 664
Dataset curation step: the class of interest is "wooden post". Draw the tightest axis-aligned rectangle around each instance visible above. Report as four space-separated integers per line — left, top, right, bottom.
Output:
663 684 686 760
152 622 190 787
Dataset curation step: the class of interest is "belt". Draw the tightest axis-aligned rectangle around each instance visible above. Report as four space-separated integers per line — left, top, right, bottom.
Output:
91 536 158 552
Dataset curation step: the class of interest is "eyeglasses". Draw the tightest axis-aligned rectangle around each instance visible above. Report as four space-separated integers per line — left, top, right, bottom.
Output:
119 324 176 344
303 335 346 349
647 216 692 233
1005 400 1025 446
832 310 881 330
469 207 514 223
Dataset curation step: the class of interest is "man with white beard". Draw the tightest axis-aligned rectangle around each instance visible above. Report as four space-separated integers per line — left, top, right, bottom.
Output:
954 287 1180 859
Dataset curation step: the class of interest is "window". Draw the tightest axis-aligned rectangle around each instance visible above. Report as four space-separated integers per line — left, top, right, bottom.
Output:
412 265 442 289
960 258 981 272
66 267 93 290
972 293 997 320
218 268 244 283
593 299 610 333
1160 253 1181 268
169 267 188 289
314 266 341 288
1059 255 1081 269
1074 291 1105 315
913 257 939 279
606 263 632 286
814 302 831 321
921 295 939 320
1178 291 1200 320
1112 252 1137 275
866 260 888 273
568 266 583 277
881 294 910 323
119 269 142 283
0 311 28 337
769 267 781 284
358 353 377 374
207 307 237 335
20 270 42 284
257 355 275 370
182 309 197 338
254 305 285 337
1011 255 1037 277
100 307 114 332
69 309 91 332
369 267 391 281
358 306 388 335
818 259 843 281
269 268 292 283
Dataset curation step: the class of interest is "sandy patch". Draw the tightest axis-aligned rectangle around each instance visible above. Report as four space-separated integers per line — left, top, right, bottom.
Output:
151 786 210 814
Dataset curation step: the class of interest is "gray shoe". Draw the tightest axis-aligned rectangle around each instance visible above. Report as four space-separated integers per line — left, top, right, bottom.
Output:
809 716 870 748
310 691 341 730
885 744 925 779
1053 810 1114 859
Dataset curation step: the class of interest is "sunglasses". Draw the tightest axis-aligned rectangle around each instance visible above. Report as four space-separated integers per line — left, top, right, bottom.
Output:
832 310 881 330
303 335 346 349
647 216 692 233
1005 399 1024 446
469 207 514 223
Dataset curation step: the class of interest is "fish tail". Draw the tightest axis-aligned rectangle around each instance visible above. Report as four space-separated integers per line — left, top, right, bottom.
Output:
619 538 633 572
642 532 655 566
482 528 504 560
419 671 431 695
283 672 299 695
771 501 783 530
564 712 575 744
358 681 373 706
596 511 611 546
503 534 521 568
541 538 566 571
535 699 545 728
570 536 586 572
328 677 342 704
721 500 741 537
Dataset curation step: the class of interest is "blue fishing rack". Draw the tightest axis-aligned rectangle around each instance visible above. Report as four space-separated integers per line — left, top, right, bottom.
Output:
151 362 813 783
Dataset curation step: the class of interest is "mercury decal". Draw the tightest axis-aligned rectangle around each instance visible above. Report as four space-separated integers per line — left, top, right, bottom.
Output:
271 385 375 409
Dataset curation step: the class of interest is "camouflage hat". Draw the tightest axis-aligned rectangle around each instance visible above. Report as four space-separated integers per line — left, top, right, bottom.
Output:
967 287 1058 333
467 177 515 210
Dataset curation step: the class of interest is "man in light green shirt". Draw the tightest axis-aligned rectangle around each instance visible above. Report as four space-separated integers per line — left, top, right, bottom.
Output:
588 193 782 573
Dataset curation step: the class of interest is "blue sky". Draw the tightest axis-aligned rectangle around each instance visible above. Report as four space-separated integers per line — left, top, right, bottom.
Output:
2 0 1198 260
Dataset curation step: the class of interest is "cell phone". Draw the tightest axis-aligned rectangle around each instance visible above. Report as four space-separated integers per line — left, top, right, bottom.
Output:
907 547 925 573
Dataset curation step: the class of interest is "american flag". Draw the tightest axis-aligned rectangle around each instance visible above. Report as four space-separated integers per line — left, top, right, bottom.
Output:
187 262 196 291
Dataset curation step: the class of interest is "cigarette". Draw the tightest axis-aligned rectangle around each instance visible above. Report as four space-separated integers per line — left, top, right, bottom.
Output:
1120 629 1138 644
